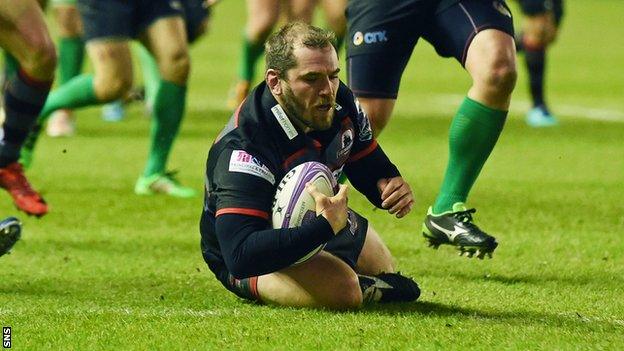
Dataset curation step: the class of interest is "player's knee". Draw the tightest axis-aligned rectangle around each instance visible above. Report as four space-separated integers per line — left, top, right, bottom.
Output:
25 41 57 79
55 8 83 37
483 57 517 96
95 75 133 102
159 49 190 84
247 14 278 42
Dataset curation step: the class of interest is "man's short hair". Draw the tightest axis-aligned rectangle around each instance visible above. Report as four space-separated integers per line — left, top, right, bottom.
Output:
265 22 336 79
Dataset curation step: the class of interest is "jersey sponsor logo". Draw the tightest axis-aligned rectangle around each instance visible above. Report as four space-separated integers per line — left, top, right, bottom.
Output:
341 129 354 150
354 98 373 141
493 1 512 18
353 30 388 46
271 104 299 140
229 150 276 184
336 128 354 162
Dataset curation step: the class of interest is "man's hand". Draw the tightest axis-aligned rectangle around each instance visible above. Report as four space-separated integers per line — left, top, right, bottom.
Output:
307 183 349 235
377 177 414 218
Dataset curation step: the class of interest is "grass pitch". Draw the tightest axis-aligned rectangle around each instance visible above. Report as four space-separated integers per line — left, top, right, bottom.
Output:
1 1 623 350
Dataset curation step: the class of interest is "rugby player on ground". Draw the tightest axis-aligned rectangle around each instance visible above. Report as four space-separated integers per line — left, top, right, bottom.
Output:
346 0 518 258
517 0 564 127
201 23 420 309
0 0 56 216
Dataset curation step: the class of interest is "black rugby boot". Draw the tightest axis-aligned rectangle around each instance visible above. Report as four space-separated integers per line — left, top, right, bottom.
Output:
358 272 420 303
422 203 498 259
0 216 22 257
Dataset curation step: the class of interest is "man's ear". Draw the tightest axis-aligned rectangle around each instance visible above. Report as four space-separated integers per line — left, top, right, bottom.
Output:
266 69 282 95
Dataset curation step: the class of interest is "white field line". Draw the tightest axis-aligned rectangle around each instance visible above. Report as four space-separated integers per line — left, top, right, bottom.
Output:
419 94 624 122
0 307 227 318
557 312 624 327
2 307 623 327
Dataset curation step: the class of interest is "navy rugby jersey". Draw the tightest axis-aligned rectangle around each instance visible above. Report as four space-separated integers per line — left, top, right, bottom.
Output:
200 81 400 278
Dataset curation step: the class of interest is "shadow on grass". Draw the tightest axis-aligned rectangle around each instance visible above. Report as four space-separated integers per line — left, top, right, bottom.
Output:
361 301 623 330
428 270 624 288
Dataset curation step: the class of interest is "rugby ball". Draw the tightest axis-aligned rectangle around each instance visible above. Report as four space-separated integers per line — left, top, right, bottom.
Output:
272 162 337 265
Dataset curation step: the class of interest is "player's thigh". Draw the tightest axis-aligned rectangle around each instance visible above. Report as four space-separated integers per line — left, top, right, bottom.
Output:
355 225 395 276
52 1 83 37
182 0 211 44
87 41 133 100
346 0 425 100
287 0 316 23
257 251 362 309
0 0 56 78
142 16 189 84
246 0 281 39
424 0 514 66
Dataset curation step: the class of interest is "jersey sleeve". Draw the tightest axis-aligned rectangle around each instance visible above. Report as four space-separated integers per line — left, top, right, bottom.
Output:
212 148 276 220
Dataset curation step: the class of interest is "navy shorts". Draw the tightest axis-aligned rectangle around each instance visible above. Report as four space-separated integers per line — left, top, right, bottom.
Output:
346 0 515 99
182 0 211 43
518 0 564 25
77 0 183 41
202 208 368 300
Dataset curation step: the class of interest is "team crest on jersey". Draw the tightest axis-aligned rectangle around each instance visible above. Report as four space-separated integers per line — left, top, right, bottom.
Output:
492 1 511 18
354 98 373 141
229 150 275 184
337 128 354 161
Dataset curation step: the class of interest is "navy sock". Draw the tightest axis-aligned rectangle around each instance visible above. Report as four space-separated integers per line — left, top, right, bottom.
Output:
525 48 546 108
0 70 51 167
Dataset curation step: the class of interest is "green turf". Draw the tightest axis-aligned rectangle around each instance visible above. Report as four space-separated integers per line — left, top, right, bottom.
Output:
1 1 623 350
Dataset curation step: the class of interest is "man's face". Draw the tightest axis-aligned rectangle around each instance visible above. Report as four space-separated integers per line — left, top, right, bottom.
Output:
280 45 340 131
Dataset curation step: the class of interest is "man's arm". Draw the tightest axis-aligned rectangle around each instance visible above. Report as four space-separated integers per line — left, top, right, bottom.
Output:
214 213 334 278
210 150 347 278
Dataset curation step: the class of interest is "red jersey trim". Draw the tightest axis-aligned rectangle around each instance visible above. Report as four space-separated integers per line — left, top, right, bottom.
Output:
216 207 269 220
348 139 378 163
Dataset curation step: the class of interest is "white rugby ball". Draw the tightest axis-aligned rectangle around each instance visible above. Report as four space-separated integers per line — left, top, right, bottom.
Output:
272 162 337 265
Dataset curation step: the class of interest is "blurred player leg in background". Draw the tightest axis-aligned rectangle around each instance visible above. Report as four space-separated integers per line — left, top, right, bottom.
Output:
517 0 563 127
22 0 195 198
0 0 55 216
319 0 347 51
134 7 195 197
138 0 213 115
46 0 84 137
227 0 281 109
290 0 347 51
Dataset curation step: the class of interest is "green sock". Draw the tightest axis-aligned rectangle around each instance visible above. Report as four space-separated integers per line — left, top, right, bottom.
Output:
143 80 186 176
137 45 160 107
3 52 18 79
238 35 265 82
39 74 98 121
58 37 85 84
432 97 507 214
